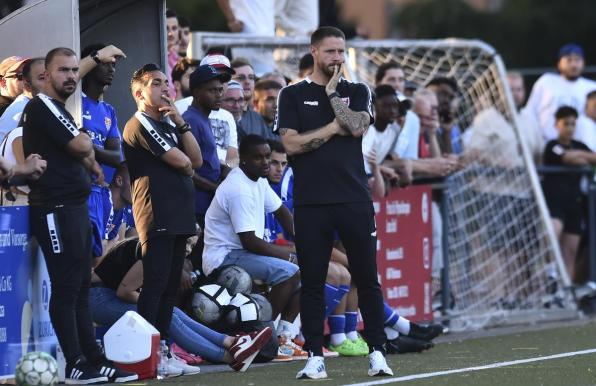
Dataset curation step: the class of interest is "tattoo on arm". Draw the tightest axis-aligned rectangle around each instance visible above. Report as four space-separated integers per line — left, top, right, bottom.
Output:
330 97 370 134
278 128 288 136
301 138 325 152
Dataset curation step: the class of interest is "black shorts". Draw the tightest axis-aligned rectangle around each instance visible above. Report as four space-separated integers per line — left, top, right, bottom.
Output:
546 194 584 235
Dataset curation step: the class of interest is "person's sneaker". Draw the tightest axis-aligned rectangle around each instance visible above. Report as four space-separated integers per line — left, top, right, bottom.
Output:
171 343 203 366
322 346 339 358
229 326 273 372
368 350 394 377
408 323 443 342
353 336 371 356
65 358 109 384
386 335 433 354
168 355 200 375
95 360 138 383
296 354 327 380
279 335 308 359
329 339 365 356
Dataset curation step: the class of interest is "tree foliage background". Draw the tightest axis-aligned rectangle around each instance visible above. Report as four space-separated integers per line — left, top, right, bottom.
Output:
395 0 595 70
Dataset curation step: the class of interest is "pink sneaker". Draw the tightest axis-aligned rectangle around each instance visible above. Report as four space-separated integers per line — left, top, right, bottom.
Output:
229 327 273 372
170 343 203 366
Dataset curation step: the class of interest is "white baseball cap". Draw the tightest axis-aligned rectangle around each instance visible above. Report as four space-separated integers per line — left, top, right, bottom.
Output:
200 54 235 75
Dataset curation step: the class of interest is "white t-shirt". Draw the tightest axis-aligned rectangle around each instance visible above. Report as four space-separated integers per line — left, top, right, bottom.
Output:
393 110 420 159
574 115 596 152
525 73 596 141
0 94 29 140
362 121 400 174
275 0 318 37
230 0 276 76
175 97 238 162
202 167 282 275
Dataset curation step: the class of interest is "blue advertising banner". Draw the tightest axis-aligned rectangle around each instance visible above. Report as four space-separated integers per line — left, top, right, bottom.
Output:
0 206 31 379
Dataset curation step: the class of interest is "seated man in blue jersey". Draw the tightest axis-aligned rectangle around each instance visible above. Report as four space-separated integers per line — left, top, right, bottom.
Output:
202 135 306 361
101 163 133 254
81 44 126 264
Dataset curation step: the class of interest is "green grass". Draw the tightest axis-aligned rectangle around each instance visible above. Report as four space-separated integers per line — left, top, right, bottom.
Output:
129 320 596 386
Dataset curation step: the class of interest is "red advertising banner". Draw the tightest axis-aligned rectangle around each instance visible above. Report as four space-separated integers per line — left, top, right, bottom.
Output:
373 185 433 323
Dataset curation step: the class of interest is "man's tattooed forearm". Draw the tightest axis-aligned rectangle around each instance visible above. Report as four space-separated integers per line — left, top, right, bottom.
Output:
301 138 325 151
330 97 369 133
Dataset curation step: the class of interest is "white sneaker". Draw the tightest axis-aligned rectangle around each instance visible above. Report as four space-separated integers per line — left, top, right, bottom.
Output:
296 355 327 379
168 356 200 375
368 350 393 377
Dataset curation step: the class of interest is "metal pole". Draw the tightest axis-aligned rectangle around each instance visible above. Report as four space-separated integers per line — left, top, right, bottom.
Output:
589 174 596 282
440 182 451 317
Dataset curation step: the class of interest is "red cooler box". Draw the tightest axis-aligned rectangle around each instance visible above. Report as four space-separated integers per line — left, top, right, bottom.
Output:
103 311 160 380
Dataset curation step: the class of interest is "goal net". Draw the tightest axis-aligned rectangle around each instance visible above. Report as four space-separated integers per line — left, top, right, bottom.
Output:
190 33 578 330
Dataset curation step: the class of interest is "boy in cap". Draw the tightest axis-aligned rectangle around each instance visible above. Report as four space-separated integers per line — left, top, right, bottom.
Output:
525 43 596 141
0 56 30 116
182 64 231 227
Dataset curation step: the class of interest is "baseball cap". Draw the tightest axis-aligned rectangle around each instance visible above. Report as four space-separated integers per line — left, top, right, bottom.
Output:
189 65 232 90
558 43 584 60
200 54 235 75
0 56 31 78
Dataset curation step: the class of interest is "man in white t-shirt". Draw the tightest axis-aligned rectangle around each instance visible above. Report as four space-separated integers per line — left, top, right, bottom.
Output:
525 43 596 141
217 0 275 76
176 54 239 166
574 90 596 151
202 134 301 346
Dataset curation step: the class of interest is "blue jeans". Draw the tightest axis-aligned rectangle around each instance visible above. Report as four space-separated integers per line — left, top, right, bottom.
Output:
89 287 227 362
222 249 299 286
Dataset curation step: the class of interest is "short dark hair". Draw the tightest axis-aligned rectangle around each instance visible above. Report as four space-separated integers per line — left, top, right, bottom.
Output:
81 44 106 60
555 105 578 121
310 26 345 46
231 58 253 71
21 58 44 82
166 9 177 19
374 84 397 100
171 57 199 82
130 63 161 94
254 79 283 92
178 15 190 28
375 62 402 85
45 47 76 69
239 134 268 156
587 90 596 101
426 76 458 93
299 53 314 71
267 139 285 154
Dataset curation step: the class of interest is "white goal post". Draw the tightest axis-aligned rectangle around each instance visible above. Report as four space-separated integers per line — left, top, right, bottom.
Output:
189 32 578 330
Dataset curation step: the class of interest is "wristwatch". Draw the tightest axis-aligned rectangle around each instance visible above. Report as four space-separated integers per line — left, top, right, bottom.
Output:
90 50 101 64
328 91 340 100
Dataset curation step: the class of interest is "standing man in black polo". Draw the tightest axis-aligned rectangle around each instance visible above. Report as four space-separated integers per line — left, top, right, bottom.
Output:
23 47 137 384
123 64 202 351
275 26 393 379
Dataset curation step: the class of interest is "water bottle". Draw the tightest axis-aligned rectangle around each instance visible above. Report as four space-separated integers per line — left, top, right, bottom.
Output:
56 344 66 383
156 340 168 379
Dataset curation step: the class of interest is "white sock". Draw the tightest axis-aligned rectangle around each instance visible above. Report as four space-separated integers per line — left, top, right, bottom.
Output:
393 317 411 335
330 333 347 346
277 319 294 337
384 326 399 340
346 331 359 342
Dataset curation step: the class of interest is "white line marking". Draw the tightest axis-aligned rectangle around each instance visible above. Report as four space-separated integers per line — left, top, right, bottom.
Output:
343 348 596 386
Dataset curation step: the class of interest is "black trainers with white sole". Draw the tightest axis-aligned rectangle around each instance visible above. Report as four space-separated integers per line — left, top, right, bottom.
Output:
65 358 108 385
96 361 139 383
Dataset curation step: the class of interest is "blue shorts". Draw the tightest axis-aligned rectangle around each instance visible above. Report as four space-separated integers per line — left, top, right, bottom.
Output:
88 186 113 257
220 250 299 287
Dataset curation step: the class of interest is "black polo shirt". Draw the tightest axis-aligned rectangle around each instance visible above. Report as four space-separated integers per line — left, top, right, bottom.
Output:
22 94 91 206
274 78 373 206
542 139 591 200
122 112 196 242
94 237 141 290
